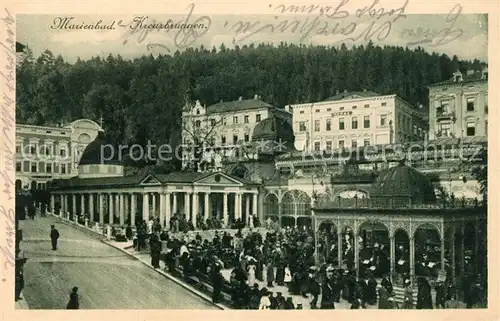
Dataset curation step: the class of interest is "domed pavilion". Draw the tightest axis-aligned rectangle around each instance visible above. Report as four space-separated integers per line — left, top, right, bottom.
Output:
251 115 296 158
312 162 486 291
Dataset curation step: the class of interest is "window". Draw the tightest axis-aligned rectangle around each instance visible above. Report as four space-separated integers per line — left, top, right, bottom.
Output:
352 105 357 109
381 102 387 106
364 116 370 128
327 108 331 112
300 110 305 114
339 118 345 130
314 120 320 132
364 104 369 108
244 134 249 142
61 164 66 174
195 120 201 128
31 163 37 173
23 161 29 172
30 145 36 154
299 121 306 132
380 115 387 126
314 142 321 151
436 100 450 116
233 116 238 124
338 140 345 149
340 107 344 110
244 115 249 123
221 136 226 144
16 145 21 153
60 148 66 157
326 119 332 131
210 119 216 126
315 109 320 113
223 117 227 125
256 114 261 122
326 141 332 151
196 109 200 115
439 123 451 137
364 139 370 146
466 122 475 136
467 97 475 112
352 140 357 148
16 162 21 172
352 116 358 129
233 135 238 144
209 137 216 145
46 163 52 173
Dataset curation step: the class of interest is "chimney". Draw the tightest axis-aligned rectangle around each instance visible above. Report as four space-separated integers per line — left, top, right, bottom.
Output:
238 96 243 101
254 94 259 100
466 69 475 76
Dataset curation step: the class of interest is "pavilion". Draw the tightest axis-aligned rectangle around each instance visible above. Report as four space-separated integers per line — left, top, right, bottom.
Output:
48 130 261 229
312 161 487 287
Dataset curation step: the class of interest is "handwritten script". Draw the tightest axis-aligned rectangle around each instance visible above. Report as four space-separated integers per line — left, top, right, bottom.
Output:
120 3 211 52
224 0 409 45
402 4 463 47
0 8 16 282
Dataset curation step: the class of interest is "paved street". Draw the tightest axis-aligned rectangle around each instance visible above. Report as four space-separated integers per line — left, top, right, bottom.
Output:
18 215 218 309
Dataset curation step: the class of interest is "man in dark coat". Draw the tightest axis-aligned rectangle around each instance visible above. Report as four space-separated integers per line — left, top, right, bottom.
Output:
66 287 79 309
320 267 335 309
211 264 224 304
366 275 378 305
416 277 433 309
435 281 446 308
381 275 393 294
50 225 60 250
309 274 321 309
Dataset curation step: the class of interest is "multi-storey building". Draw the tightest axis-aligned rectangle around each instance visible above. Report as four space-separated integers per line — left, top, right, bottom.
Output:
181 95 292 169
428 68 488 140
289 90 428 152
15 119 102 191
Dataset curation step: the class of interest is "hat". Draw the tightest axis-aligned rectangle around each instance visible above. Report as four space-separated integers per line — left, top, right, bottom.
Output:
369 266 376 271
388 296 395 301
326 266 334 272
309 266 318 271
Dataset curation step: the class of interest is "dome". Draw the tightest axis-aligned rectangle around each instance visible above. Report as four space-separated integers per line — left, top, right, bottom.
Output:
79 130 121 166
371 163 436 206
251 115 295 154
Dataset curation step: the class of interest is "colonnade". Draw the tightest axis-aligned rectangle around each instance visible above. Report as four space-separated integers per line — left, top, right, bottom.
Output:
51 189 258 229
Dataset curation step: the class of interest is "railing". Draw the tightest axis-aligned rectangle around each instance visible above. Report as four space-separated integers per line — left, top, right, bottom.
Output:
319 196 484 209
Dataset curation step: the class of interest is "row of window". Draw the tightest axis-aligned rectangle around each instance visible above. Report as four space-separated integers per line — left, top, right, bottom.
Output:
16 161 71 174
435 95 486 117
299 115 387 132
437 121 483 137
194 114 262 128
312 138 371 151
298 102 388 114
16 144 69 156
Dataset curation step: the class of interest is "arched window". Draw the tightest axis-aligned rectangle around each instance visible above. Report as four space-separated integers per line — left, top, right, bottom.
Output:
264 194 279 218
281 192 295 216
296 191 311 216
281 190 312 216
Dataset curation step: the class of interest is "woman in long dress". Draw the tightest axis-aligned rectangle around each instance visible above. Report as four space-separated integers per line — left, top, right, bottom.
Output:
247 264 256 286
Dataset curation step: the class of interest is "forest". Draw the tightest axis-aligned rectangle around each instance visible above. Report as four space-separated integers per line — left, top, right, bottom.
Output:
16 41 485 171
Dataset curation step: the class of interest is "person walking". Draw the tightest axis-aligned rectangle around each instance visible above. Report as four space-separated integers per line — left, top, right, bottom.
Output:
50 225 60 250
66 287 79 309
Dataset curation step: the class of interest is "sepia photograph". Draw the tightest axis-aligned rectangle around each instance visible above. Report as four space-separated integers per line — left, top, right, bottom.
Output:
6 1 491 312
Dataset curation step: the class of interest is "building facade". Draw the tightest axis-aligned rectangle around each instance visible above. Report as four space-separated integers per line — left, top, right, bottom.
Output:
289 90 428 152
428 68 488 140
181 95 292 169
15 119 102 191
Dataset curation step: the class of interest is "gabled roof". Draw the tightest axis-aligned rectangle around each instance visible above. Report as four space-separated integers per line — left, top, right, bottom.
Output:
49 170 260 191
323 90 381 102
206 98 273 114
429 70 488 87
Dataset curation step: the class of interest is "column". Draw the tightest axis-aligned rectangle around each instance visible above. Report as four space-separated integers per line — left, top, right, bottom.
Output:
50 194 55 214
235 192 241 220
165 192 171 230
173 192 178 214
152 193 157 218
159 192 165 227
410 236 415 283
142 193 149 222
245 194 250 224
192 192 198 228
252 193 257 217
390 234 396 276
72 194 76 217
459 226 465 277
223 192 228 227
80 194 86 217
124 194 129 225
109 194 114 225
115 193 119 223
184 192 191 221
354 231 359 276
89 193 94 222
451 226 456 282
337 229 343 268
119 193 125 226
131 193 136 226
99 194 104 224
204 193 210 222
440 235 446 276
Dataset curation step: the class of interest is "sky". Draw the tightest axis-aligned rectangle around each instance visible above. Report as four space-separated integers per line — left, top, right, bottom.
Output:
16 9 488 63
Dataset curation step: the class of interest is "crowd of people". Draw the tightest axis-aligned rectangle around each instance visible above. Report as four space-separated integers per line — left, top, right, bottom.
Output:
117 220 486 309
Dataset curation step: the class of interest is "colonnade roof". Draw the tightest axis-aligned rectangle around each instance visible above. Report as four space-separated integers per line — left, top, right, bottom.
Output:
49 170 261 191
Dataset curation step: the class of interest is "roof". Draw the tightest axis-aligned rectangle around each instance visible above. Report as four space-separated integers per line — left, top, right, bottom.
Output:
371 162 436 205
79 131 122 166
49 170 260 190
251 115 296 155
323 90 381 102
206 98 273 114
429 70 488 87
